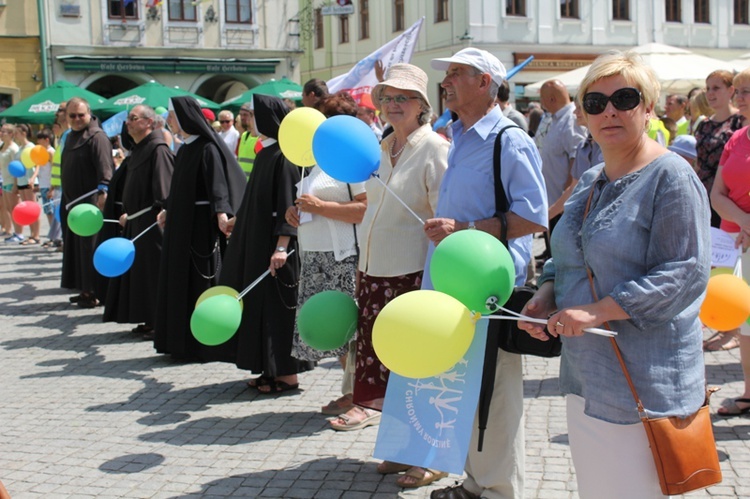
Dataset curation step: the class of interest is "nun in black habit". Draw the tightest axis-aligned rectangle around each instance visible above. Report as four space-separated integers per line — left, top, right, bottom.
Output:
219 94 314 393
154 96 245 361
104 108 174 334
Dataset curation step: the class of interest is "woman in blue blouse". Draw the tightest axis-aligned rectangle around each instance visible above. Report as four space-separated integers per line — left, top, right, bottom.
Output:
520 51 711 497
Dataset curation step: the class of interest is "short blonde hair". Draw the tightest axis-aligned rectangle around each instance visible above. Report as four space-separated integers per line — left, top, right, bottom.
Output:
577 51 660 112
733 68 750 89
689 89 712 118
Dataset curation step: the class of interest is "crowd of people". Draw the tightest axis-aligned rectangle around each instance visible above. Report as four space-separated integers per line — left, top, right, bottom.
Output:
1 47 748 498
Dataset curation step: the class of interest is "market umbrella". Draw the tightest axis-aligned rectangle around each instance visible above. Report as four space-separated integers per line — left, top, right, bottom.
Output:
221 77 303 112
0 80 107 124
730 52 750 70
92 80 220 117
524 43 735 98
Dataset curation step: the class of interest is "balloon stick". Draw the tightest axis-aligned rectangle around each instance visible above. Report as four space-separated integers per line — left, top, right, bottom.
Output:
65 188 100 210
371 174 424 225
131 221 159 242
484 304 617 337
237 249 296 300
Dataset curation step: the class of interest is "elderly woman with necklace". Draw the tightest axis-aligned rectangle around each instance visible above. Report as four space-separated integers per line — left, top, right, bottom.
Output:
328 63 449 489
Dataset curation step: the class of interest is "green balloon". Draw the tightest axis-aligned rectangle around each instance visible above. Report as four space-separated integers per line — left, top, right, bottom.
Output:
298 290 358 351
67 203 104 237
430 230 515 315
154 106 167 115
190 294 242 346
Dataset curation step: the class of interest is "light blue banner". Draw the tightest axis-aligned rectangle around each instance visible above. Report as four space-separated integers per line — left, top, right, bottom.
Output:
373 320 488 475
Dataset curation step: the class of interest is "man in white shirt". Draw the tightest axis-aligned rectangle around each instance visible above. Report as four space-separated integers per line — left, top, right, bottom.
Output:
217 110 240 156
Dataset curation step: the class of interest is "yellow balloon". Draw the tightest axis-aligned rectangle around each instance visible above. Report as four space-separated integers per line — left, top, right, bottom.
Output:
372 290 476 379
195 285 243 311
20 147 34 168
278 107 326 167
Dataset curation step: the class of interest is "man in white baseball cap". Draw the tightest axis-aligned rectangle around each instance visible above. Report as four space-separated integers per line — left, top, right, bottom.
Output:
424 47 548 499
431 47 507 86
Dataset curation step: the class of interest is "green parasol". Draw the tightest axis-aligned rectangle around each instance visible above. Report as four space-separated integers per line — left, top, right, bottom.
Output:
221 77 303 112
0 81 107 124
91 80 221 117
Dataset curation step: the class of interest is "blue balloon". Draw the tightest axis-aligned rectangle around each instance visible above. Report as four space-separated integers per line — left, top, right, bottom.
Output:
9 160 26 178
93 237 135 277
312 115 381 183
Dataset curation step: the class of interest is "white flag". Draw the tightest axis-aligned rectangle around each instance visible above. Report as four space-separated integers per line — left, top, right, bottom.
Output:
327 17 424 101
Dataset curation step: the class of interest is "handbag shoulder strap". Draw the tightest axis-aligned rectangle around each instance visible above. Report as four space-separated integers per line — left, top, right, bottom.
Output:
345 183 360 258
492 124 521 246
477 124 522 451
582 180 646 416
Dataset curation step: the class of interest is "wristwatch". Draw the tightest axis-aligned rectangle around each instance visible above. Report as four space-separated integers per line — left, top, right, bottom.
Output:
275 246 287 253
467 221 476 230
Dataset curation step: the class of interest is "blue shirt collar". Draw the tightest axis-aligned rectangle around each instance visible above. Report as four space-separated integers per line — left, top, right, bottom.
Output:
450 105 504 141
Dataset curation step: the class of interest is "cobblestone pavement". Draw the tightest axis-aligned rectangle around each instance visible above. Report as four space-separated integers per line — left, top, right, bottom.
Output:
0 238 747 498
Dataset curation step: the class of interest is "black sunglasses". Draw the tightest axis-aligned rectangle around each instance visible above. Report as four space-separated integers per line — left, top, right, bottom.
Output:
68 113 87 119
582 87 642 115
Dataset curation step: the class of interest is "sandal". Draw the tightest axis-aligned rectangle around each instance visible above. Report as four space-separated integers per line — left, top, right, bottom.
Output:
330 406 381 431
704 331 741 351
377 461 412 475
247 376 273 389
396 467 448 488
41 240 54 248
256 379 300 394
20 237 40 245
321 394 354 415
717 397 750 417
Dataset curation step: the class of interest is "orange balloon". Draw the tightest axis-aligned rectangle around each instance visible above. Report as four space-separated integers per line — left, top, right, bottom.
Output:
30 145 50 166
700 274 750 330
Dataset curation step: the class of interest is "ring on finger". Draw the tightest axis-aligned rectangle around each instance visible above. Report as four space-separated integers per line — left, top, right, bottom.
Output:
555 321 565 328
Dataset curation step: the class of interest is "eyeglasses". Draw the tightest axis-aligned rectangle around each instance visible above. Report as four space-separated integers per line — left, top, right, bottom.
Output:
68 113 87 119
219 120 232 124
379 95 420 105
582 87 642 115
127 115 145 122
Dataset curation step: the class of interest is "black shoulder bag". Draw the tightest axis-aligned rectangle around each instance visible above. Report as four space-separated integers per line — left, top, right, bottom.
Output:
477 125 561 451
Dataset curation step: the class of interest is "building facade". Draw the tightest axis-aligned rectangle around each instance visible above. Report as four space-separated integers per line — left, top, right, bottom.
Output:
0 3 42 111
3 0 304 105
299 0 750 111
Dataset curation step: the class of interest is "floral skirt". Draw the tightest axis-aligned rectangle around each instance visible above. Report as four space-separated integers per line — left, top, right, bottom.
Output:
353 270 423 411
291 251 357 361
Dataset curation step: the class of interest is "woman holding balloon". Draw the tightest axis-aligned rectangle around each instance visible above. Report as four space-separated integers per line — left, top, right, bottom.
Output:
326 63 449 489
283 91 367 412
519 51 711 497
0 124 20 238
709 67 750 416
218 94 315 394
13 124 40 245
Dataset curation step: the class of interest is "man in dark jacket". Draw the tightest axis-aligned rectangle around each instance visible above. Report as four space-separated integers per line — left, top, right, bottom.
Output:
103 105 174 336
60 97 113 308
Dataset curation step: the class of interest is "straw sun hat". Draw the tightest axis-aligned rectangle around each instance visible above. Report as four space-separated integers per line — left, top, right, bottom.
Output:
372 63 431 114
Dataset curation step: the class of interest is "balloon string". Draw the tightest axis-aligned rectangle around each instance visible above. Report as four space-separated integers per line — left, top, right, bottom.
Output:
371 175 425 225
125 206 153 221
482 306 617 337
131 221 159 243
237 249 296 301
65 188 99 210
103 219 120 223
41 198 60 209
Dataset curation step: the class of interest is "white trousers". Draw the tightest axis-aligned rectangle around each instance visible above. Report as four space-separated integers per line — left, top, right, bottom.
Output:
566 394 668 498
463 348 525 499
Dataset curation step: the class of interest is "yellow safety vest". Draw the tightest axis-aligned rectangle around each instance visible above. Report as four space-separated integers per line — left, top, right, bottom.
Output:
647 118 670 146
50 144 62 187
676 119 690 137
237 132 258 181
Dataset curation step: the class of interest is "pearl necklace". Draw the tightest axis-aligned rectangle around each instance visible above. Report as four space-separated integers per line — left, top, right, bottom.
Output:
390 138 407 158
